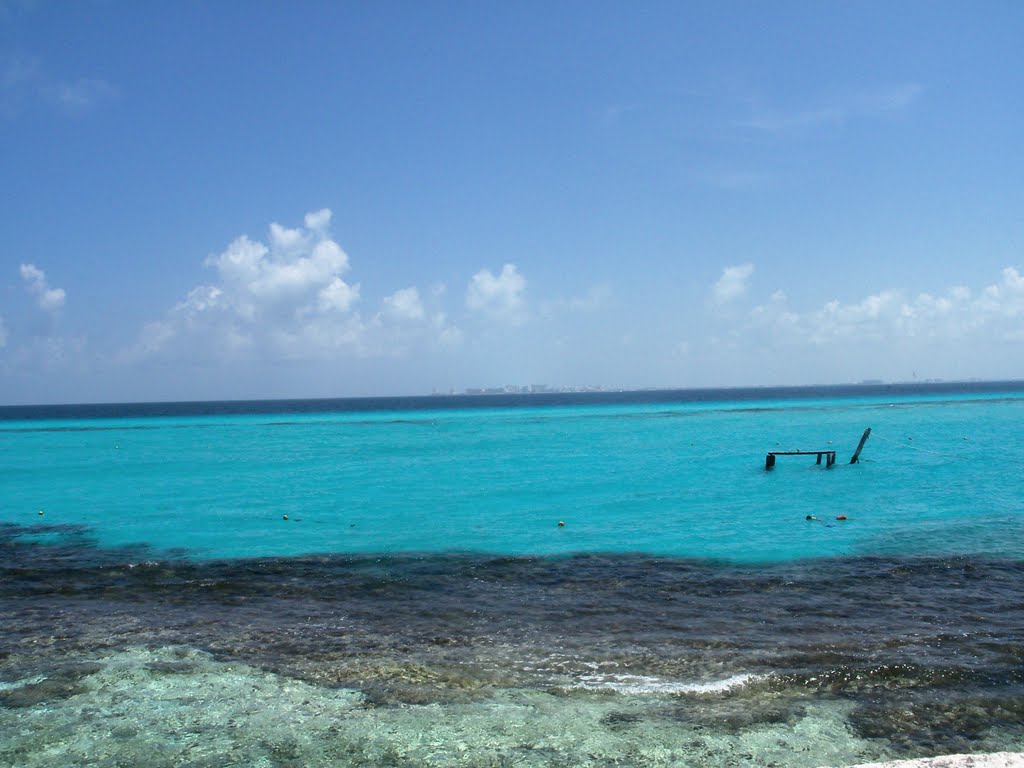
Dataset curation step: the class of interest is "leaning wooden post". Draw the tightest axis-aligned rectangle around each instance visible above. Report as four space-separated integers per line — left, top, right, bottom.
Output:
850 427 872 464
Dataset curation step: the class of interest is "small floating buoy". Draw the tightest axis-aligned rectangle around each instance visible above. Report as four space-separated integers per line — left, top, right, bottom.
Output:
836 515 847 521
38 510 44 516
557 521 565 527
283 514 289 520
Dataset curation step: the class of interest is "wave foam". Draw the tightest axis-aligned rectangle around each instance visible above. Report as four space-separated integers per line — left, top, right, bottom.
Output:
836 752 1024 768
567 672 758 695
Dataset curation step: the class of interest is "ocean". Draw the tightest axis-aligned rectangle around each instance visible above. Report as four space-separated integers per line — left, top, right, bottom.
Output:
1 383 1022 767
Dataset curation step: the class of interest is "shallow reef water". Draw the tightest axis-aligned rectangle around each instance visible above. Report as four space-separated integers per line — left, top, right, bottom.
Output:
2 536 1023 766
0 646 900 767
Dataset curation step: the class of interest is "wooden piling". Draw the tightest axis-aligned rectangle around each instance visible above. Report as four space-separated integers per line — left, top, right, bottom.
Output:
850 427 872 464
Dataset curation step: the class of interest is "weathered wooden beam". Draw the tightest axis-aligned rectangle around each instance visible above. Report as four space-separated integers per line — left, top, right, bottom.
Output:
767 449 839 470
769 450 837 456
850 427 872 464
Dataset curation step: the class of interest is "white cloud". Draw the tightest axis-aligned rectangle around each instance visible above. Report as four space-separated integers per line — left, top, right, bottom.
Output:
129 209 463 363
207 227 353 306
266 313 368 360
741 82 923 135
2 264 83 382
20 263 66 312
175 285 225 323
19 263 43 283
808 268 1024 344
46 77 118 113
536 284 606 319
980 266 1024 314
134 320 174 356
268 222 307 255
809 290 904 343
318 277 360 313
466 263 526 322
744 104 845 134
1 53 117 117
569 283 611 311
434 312 463 348
206 235 266 290
131 211 360 360
734 266 1024 350
383 287 425 321
852 83 924 114
711 263 754 305
304 208 332 233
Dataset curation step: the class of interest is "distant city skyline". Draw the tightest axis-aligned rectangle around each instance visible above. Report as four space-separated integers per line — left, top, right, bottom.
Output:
2 2 1022 405
443 376 995 398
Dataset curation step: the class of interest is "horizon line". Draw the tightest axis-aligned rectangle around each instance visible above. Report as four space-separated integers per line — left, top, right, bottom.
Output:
2 378 1024 412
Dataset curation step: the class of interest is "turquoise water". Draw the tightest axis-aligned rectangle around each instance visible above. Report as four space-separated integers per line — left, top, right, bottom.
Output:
2 385 1023 767
2 389 1023 562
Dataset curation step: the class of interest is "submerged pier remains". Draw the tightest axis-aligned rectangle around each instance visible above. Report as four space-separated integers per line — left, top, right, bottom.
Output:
765 450 836 470
765 428 871 471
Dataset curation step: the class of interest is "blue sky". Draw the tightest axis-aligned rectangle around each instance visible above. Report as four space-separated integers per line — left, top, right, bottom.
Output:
2 1 1023 404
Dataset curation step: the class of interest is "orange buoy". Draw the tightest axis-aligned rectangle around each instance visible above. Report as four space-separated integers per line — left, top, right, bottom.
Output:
836 515 847 521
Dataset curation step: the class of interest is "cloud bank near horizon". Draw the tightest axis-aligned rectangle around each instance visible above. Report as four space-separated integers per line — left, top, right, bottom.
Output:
2 210 1023 400
710 264 1024 348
